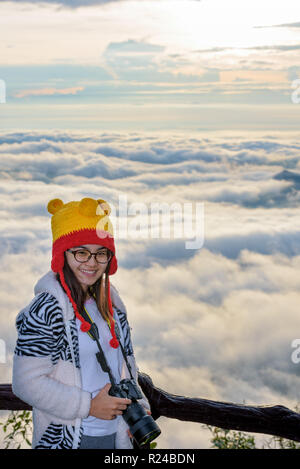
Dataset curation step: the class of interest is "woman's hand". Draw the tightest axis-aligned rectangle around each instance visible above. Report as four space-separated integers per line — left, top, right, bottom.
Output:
89 383 131 420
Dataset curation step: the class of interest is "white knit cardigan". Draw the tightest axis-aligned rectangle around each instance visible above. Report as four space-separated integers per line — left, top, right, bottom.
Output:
12 270 150 449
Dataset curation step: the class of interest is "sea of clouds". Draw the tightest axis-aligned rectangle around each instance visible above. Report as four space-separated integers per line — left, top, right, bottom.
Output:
0 129 300 448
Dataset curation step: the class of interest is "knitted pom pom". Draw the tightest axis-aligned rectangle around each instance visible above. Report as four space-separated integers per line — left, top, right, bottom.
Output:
47 198 64 215
80 321 91 333
78 198 98 217
109 337 119 349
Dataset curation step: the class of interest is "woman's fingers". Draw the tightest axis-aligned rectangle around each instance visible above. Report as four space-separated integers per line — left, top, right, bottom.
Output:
117 404 129 411
89 383 132 420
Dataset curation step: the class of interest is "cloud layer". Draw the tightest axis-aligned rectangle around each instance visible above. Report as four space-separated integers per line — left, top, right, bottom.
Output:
0 129 300 448
10 0 122 7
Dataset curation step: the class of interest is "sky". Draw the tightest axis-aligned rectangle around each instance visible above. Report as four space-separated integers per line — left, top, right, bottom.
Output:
1 0 300 130
0 0 300 450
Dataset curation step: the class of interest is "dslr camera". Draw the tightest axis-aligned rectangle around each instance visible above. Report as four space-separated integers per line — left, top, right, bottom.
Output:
109 378 161 447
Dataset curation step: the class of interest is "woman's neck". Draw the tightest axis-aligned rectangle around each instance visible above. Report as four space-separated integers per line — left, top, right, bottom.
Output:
85 288 93 300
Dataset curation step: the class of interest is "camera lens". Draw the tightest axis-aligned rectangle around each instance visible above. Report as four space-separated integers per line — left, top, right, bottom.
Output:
123 402 161 447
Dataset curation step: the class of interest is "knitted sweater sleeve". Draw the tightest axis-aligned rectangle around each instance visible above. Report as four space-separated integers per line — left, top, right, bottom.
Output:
12 292 91 421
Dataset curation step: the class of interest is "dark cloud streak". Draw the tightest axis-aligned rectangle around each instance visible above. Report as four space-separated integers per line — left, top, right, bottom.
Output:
9 0 121 7
7 0 169 7
255 22 300 29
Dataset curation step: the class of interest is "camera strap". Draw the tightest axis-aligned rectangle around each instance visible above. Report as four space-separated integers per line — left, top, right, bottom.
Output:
80 305 135 382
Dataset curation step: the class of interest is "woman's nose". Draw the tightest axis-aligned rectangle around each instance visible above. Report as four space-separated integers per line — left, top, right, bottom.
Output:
85 254 98 266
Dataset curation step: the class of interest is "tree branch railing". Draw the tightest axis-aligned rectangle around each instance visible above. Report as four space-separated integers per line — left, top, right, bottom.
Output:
1 372 300 443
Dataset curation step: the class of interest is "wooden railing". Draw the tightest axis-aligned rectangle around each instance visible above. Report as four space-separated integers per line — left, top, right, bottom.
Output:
1 372 300 443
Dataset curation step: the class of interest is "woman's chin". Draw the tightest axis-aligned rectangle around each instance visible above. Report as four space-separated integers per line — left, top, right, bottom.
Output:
77 270 102 289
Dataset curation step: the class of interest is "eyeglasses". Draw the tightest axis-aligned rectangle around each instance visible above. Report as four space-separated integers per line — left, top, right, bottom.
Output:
68 248 112 264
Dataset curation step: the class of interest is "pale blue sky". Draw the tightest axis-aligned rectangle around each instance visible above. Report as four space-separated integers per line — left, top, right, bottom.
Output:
1 0 300 130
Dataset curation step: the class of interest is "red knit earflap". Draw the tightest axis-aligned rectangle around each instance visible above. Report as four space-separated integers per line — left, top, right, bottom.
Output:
107 276 119 349
58 270 91 333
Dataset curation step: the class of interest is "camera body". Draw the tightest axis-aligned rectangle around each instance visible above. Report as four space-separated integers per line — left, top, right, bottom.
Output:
109 378 143 401
109 378 161 447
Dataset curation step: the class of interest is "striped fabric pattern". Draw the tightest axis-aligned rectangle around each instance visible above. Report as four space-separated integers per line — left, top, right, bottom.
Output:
34 423 81 450
14 290 134 449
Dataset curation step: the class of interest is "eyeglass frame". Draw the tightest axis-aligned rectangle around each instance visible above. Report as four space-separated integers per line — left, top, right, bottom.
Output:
67 247 113 264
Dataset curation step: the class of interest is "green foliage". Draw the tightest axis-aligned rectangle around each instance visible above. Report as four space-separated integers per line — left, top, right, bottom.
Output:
263 435 300 450
206 425 300 449
0 410 32 449
1 410 300 449
207 426 256 449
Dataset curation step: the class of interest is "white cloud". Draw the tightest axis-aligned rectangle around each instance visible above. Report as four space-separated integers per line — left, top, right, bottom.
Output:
121 248 300 407
1 129 300 448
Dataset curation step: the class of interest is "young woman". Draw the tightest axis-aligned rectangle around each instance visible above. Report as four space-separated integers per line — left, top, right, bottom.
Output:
12 197 151 449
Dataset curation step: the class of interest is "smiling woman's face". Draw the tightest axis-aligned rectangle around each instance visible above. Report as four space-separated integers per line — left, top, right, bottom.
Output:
65 244 109 293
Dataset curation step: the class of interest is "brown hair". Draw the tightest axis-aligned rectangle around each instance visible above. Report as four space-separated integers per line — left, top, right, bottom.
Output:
56 252 115 324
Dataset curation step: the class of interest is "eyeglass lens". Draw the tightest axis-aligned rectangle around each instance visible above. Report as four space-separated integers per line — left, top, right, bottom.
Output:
74 249 111 263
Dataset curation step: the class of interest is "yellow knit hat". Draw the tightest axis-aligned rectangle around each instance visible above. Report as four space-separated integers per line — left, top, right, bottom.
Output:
47 197 119 347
